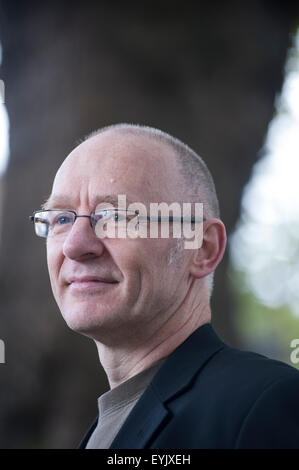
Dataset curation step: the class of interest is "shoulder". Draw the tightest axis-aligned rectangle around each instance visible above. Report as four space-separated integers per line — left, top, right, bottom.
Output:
157 324 299 402
196 343 299 408
235 372 299 448
210 344 299 382
193 344 299 448
151 325 299 448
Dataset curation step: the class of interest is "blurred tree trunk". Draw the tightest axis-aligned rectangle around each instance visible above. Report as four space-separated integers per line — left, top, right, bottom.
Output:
0 0 298 449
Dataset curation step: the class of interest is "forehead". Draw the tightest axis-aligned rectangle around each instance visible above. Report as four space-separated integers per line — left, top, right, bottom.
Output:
50 131 182 208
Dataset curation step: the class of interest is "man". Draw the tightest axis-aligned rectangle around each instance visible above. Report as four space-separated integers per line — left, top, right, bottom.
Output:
30 123 299 448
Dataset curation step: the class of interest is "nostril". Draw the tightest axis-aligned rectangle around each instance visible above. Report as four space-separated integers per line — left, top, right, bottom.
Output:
62 221 106 260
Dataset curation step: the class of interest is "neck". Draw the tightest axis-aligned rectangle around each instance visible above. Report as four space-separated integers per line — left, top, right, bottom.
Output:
94 287 211 389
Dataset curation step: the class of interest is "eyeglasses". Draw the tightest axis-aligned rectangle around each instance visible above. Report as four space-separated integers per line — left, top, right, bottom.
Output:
29 209 204 239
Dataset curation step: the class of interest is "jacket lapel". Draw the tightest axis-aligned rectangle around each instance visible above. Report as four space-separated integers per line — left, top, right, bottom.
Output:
110 386 169 449
78 416 98 449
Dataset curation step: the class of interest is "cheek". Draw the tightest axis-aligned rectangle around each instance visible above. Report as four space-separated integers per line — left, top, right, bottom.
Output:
46 242 62 295
129 240 171 290
148 239 187 289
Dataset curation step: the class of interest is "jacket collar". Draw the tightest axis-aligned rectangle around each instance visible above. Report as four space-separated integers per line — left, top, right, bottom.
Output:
110 323 225 448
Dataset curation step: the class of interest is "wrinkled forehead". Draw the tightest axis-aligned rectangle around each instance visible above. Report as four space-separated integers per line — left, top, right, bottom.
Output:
51 131 183 206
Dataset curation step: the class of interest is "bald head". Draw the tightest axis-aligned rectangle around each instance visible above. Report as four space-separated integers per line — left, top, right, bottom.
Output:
85 123 220 220
45 125 191 224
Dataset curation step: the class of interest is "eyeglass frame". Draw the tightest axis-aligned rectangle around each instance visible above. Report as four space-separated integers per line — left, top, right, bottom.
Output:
29 208 206 238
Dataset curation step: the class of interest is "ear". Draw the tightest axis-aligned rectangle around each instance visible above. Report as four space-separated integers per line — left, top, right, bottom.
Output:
189 218 226 279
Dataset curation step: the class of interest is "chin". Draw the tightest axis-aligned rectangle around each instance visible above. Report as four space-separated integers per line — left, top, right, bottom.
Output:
60 305 121 340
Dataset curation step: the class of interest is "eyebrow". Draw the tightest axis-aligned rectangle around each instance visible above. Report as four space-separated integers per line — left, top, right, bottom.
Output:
42 194 134 210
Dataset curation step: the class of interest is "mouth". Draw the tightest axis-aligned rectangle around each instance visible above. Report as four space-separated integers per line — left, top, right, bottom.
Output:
67 276 119 292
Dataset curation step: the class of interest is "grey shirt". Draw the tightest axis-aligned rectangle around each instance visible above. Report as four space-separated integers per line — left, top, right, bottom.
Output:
86 359 165 449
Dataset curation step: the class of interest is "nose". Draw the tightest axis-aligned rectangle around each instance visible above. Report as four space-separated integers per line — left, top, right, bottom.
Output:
62 216 105 260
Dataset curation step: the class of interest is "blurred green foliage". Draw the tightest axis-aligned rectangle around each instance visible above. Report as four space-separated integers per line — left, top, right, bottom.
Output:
230 267 299 370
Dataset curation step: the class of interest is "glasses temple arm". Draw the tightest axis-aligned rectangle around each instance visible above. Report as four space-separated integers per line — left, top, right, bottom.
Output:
137 215 205 223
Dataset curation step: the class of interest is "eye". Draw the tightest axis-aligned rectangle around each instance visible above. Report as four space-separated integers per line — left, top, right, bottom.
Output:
102 210 110 218
53 214 72 225
59 216 71 224
95 210 111 221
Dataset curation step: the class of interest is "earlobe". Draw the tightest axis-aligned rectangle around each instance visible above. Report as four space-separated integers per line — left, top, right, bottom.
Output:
189 219 226 279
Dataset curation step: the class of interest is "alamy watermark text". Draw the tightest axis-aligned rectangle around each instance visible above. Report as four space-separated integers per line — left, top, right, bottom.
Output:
290 339 299 364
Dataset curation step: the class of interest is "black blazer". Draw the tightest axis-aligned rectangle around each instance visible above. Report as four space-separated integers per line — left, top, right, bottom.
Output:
79 323 299 449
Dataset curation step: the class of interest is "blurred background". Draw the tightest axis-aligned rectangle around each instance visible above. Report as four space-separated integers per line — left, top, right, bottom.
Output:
0 0 299 449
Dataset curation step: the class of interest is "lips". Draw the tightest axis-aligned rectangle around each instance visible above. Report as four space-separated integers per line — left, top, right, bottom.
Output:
67 275 118 285
65 275 119 293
